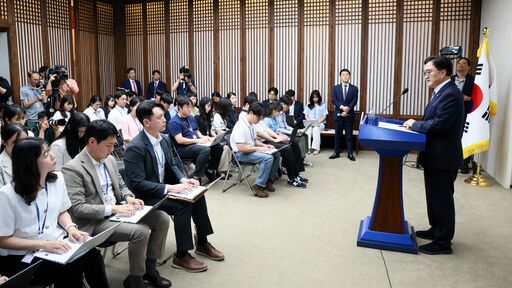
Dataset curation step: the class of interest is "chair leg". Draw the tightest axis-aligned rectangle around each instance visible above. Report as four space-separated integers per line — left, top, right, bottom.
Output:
222 162 233 193
111 243 129 258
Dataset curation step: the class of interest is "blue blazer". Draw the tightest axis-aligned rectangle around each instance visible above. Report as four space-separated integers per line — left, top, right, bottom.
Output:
123 131 186 205
147 81 167 99
411 81 464 170
120 79 144 98
286 101 305 128
333 83 358 121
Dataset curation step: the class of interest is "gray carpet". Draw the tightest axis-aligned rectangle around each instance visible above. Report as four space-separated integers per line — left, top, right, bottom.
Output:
104 150 512 288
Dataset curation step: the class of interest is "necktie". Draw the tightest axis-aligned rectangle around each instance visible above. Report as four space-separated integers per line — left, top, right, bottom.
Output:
343 85 348 101
154 82 158 98
431 91 436 101
131 80 138 95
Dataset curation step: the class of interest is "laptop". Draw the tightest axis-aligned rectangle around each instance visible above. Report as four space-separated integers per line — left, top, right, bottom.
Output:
109 196 168 223
0 260 42 288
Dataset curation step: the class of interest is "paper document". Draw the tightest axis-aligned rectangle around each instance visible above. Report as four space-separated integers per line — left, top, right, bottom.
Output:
34 223 119 264
378 122 419 134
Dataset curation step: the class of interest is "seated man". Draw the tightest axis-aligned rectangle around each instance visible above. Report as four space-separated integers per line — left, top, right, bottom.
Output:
231 102 279 198
62 120 171 288
124 100 224 273
167 96 221 184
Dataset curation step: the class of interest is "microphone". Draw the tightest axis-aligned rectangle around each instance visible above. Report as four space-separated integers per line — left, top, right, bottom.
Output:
379 88 409 115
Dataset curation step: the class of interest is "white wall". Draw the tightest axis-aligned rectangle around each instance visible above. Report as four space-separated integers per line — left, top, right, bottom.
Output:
480 0 512 188
0 32 10 83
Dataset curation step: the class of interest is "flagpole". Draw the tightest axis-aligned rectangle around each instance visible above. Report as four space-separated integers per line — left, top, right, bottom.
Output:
464 153 492 187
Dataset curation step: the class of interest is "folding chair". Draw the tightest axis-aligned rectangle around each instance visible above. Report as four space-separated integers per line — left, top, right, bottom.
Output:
221 133 258 196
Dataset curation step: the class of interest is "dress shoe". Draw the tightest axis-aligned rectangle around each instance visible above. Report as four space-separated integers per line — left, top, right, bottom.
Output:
415 229 434 240
265 180 276 192
329 153 340 159
123 276 148 288
418 242 452 255
460 167 470 174
251 184 269 198
143 271 172 288
347 154 356 161
196 242 225 261
171 253 208 272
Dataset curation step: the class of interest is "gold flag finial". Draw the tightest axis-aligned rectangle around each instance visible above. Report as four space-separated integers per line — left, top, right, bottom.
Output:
482 27 490 38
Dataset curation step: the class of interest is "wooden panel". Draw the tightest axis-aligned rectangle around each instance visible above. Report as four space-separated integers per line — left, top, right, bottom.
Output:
193 0 214 97
219 0 240 98
400 0 432 116
274 0 298 98
47 0 71 77
246 0 268 100
147 1 166 84
0 0 7 20
334 0 362 111
169 0 189 96
76 0 98 110
366 0 396 115
125 3 145 89
303 0 329 105
14 0 43 87
439 0 471 70
97 1 115 98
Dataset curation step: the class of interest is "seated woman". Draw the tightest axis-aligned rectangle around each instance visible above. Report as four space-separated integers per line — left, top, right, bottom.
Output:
121 96 143 144
210 98 233 178
1 105 35 137
303 90 328 155
195 97 214 137
102 94 115 119
83 95 106 121
0 137 109 288
0 123 29 187
226 92 238 127
50 112 90 169
189 93 200 116
50 95 75 134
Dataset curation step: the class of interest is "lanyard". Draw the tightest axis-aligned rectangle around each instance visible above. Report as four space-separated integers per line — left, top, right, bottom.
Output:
36 184 49 238
280 114 287 128
184 117 198 138
154 142 165 169
103 163 110 197
243 118 255 141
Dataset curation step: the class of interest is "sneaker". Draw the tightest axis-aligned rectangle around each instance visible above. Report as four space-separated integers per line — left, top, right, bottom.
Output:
303 159 313 167
296 175 309 183
287 179 307 188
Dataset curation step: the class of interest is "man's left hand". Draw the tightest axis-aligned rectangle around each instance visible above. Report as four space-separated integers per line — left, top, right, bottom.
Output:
403 119 416 129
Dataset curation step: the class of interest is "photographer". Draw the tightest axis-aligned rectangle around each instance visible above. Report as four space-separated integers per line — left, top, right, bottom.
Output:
43 65 79 112
0 75 13 109
20 70 47 136
171 66 197 96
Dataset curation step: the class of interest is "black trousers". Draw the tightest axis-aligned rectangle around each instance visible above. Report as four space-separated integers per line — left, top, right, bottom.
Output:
0 248 109 288
424 168 458 247
334 116 354 154
158 196 214 252
270 141 304 180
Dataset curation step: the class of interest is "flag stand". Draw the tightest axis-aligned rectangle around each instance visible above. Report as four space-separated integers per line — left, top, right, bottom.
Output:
464 162 492 187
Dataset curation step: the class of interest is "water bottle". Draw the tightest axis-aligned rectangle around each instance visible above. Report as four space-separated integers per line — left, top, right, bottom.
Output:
367 107 376 125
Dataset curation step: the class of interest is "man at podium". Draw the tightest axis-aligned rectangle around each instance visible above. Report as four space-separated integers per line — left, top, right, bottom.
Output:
403 56 464 255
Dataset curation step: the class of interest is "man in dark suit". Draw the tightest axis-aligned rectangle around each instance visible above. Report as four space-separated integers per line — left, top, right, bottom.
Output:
123 100 224 273
330 69 358 161
284 89 305 129
451 57 475 174
262 87 278 110
62 120 171 288
121 67 143 98
404 56 464 255
147 70 167 100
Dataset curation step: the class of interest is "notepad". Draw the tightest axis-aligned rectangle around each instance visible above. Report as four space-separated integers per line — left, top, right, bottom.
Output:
34 223 119 264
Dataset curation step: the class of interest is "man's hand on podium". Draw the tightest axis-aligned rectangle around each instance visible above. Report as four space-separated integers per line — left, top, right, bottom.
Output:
403 119 416 130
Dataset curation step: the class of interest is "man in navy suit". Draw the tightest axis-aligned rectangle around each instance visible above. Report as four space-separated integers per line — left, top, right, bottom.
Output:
123 100 224 273
121 67 144 98
284 89 305 129
330 69 358 161
404 56 464 255
451 57 475 174
147 70 167 99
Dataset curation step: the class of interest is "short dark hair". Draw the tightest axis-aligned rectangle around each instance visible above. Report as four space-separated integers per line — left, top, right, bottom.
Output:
27 70 40 78
248 91 258 99
424 56 452 77
226 92 236 98
248 102 265 117
114 89 127 100
155 89 167 96
339 68 351 76
136 100 165 124
127 67 136 74
160 93 174 105
267 101 282 117
457 57 471 67
12 137 57 205
211 91 222 99
267 87 278 95
285 89 295 98
37 111 48 120
280 95 293 106
243 95 259 106
176 95 192 108
2 105 26 124
85 120 118 145
152 69 161 75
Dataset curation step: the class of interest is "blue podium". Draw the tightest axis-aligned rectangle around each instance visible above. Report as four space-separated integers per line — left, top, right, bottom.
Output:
356 116 426 254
